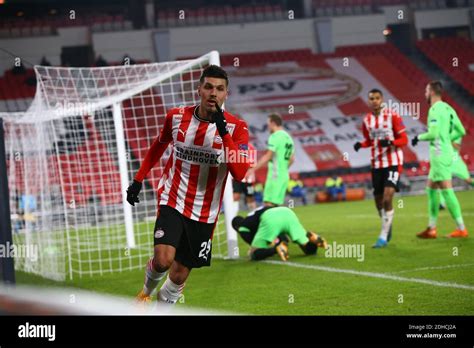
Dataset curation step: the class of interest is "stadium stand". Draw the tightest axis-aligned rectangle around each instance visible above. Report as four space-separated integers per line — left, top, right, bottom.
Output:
6 121 122 207
0 68 35 112
156 4 285 27
1 40 473 192
417 37 474 95
0 13 133 38
2 0 472 37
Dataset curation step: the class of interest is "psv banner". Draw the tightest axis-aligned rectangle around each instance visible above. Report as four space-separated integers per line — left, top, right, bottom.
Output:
225 59 433 173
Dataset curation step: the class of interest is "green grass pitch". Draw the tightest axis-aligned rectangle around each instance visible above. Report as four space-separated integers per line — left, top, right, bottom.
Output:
16 191 474 315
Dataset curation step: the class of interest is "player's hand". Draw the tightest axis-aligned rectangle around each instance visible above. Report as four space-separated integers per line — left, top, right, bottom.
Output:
211 101 228 136
244 167 255 181
379 139 392 147
411 135 419 147
126 180 142 206
353 142 362 152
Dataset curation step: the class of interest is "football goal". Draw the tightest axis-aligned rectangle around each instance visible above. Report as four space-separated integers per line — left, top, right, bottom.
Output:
0 51 239 281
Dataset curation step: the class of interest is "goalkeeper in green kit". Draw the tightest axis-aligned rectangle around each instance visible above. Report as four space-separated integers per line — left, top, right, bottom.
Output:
412 81 468 238
232 206 328 261
245 113 294 206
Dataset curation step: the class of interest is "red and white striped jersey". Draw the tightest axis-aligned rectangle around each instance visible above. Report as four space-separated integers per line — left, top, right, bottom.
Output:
147 105 249 224
362 109 406 169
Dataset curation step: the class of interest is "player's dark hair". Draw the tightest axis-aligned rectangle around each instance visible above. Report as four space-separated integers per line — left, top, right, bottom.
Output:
368 88 383 96
231 216 244 231
200 65 229 86
302 241 317 255
428 80 443 96
268 113 283 126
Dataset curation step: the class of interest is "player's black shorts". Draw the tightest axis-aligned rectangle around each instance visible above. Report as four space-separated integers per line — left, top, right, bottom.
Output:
153 205 215 269
232 180 255 197
371 166 401 195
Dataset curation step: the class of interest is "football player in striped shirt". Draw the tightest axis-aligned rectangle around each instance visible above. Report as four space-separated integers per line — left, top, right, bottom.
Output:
353 89 408 248
233 142 257 212
127 65 251 305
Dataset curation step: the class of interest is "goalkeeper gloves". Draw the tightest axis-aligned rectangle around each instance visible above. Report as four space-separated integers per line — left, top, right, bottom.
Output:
211 102 228 137
353 142 362 152
379 139 392 147
411 135 419 147
126 180 142 206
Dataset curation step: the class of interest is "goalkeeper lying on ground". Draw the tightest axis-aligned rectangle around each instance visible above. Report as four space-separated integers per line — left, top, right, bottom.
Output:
231 206 327 261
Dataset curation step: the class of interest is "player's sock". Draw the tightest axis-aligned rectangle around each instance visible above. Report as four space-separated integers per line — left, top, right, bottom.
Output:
441 188 465 230
251 247 276 260
143 258 167 296
233 201 240 215
158 276 185 304
427 187 440 229
379 209 394 241
378 208 393 239
377 208 385 237
470 180 474 188
439 191 446 208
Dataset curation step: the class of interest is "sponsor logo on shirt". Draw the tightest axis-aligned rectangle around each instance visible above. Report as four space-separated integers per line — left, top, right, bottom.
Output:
175 145 221 165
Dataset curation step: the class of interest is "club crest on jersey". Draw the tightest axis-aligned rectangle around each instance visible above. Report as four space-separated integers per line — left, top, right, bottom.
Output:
226 123 236 135
154 228 165 239
214 135 222 144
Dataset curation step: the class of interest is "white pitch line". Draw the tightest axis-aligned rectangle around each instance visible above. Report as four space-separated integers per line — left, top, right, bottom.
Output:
391 263 474 274
346 212 474 219
263 260 474 291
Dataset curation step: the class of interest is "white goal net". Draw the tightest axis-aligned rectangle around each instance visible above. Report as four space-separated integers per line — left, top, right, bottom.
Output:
2 51 239 281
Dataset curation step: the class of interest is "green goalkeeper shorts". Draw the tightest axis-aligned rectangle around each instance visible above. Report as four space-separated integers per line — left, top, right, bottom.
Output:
263 178 288 205
251 207 309 249
452 156 470 181
429 157 453 182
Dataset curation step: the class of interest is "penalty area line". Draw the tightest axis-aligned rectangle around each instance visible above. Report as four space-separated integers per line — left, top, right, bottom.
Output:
390 263 474 274
263 260 474 291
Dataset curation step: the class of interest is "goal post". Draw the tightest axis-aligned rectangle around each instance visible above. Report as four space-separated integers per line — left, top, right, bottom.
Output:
208 51 240 260
1 50 240 281
0 117 16 284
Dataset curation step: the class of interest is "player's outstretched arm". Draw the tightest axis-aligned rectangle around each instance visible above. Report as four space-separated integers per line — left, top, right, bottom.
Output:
381 114 408 148
391 130 408 147
450 113 466 142
354 121 371 151
416 124 439 144
134 136 171 183
252 150 273 171
417 109 440 143
126 112 173 205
